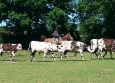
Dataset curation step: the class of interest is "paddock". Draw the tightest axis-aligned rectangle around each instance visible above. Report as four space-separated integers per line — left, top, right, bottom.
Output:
0 50 115 83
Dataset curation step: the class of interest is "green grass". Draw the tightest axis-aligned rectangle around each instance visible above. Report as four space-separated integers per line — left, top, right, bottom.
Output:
0 50 115 83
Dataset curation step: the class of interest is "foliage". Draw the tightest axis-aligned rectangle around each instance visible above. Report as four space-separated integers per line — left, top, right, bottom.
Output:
76 0 115 42
0 0 78 36
1 0 115 46
0 34 3 43
0 0 80 46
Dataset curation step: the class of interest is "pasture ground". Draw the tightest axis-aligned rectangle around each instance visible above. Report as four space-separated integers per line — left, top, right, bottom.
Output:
0 50 115 83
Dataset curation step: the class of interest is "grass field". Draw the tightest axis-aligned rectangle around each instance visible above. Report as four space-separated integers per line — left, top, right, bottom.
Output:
0 50 115 83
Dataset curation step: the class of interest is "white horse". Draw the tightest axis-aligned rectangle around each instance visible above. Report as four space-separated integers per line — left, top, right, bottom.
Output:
57 41 88 61
28 41 58 62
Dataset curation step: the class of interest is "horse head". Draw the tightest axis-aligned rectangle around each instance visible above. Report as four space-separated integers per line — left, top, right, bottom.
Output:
62 33 73 41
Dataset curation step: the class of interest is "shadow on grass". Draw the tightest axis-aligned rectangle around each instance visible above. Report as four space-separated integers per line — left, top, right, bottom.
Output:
102 58 115 60
36 60 55 62
90 57 115 60
1 59 26 62
69 59 90 61
34 59 91 62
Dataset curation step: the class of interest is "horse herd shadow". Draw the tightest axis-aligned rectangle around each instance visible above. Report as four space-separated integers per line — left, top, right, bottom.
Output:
1 59 26 63
1 57 115 63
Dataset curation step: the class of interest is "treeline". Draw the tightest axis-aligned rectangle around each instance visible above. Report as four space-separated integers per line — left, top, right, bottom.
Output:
0 0 115 49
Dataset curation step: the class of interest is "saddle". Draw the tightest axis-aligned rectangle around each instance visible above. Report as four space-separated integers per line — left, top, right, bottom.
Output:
51 37 62 45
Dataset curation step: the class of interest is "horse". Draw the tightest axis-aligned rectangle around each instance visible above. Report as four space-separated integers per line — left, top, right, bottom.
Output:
41 33 73 42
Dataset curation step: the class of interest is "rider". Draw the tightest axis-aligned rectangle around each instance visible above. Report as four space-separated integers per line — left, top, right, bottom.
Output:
53 27 60 41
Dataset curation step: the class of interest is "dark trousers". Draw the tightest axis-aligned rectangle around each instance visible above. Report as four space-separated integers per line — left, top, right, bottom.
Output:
54 36 59 38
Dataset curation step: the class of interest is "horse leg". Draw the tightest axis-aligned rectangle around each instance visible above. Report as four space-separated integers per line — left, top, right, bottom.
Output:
60 52 64 61
0 52 4 60
72 52 77 60
91 52 98 60
94 51 99 59
97 49 103 59
51 52 56 62
91 52 94 60
94 48 99 57
99 52 103 60
103 50 107 58
10 51 13 61
30 51 36 62
97 51 101 59
64 51 69 60
80 52 84 61
42 51 48 61
11 51 15 61
110 50 113 60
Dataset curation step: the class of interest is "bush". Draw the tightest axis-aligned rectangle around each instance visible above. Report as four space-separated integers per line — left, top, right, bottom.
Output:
0 34 3 43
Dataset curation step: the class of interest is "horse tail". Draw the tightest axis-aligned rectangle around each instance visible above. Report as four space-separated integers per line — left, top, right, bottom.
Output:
40 35 46 41
28 41 31 51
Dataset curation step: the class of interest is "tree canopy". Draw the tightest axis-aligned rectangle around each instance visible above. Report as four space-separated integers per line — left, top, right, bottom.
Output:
0 0 79 38
76 0 115 43
0 0 115 48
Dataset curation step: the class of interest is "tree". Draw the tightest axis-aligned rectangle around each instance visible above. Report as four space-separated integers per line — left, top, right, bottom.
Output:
46 7 69 34
101 0 115 38
76 0 115 43
0 0 80 49
46 0 79 39
0 0 79 37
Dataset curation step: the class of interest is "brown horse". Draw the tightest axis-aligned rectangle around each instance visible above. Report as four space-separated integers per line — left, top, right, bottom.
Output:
41 33 73 42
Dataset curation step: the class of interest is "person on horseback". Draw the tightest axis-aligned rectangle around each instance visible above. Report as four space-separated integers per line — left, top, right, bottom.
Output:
53 27 60 42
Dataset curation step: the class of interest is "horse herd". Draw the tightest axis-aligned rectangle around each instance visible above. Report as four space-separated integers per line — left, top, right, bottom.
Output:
0 33 115 62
